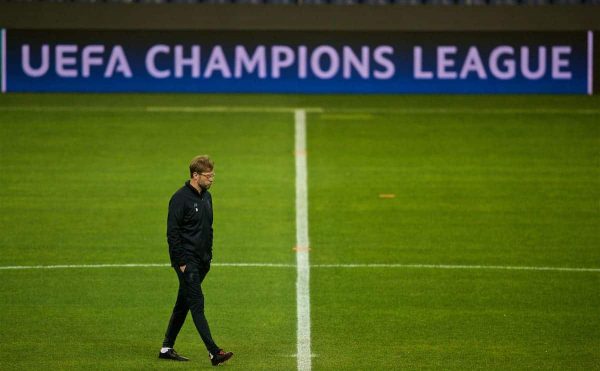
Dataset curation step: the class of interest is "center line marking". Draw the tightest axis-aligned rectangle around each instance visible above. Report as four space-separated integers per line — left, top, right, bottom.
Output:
295 109 312 371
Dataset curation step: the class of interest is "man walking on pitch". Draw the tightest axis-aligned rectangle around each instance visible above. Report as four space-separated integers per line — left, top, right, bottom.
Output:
158 155 233 366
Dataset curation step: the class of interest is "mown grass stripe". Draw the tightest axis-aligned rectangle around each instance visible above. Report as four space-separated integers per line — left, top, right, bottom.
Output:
0 106 599 115
0 263 597 272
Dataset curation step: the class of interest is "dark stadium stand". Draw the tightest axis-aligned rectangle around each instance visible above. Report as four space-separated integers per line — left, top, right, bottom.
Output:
1 0 599 4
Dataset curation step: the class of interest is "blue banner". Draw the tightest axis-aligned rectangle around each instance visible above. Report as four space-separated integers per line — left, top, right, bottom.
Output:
3 30 592 94
1 29 6 93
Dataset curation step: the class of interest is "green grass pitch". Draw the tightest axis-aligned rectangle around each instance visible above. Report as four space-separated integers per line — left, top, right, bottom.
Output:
0 94 598 370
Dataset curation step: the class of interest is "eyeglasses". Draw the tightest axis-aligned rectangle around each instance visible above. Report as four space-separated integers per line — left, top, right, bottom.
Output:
200 172 215 179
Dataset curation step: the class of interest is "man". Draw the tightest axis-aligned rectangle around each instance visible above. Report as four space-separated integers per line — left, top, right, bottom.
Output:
158 155 233 367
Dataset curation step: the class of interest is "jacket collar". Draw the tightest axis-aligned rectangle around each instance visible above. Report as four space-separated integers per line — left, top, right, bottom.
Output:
185 180 204 197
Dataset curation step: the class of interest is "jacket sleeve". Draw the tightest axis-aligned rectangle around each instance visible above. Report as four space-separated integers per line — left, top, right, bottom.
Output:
167 195 187 266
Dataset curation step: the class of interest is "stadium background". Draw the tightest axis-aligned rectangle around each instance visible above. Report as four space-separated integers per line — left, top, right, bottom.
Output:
0 2 599 370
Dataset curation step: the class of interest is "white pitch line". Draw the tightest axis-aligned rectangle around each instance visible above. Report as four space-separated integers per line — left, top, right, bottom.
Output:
0 106 322 113
311 263 600 273
0 263 171 270
322 108 600 115
147 106 324 113
0 106 146 113
295 108 312 371
0 262 598 273
213 262 294 268
0 262 295 270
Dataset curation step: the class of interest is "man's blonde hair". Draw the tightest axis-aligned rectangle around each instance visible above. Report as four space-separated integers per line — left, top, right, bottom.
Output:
189 155 214 178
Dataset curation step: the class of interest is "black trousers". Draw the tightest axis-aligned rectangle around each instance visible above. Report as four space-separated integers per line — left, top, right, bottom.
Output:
162 262 219 354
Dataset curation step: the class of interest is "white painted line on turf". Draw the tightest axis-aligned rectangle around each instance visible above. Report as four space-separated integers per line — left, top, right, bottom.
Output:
214 262 294 268
311 263 600 273
295 108 312 371
322 108 600 115
0 263 600 272
146 106 324 113
0 263 293 270
0 106 147 113
0 262 598 273
588 30 594 96
0 106 324 114
0 263 171 270
0 262 600 272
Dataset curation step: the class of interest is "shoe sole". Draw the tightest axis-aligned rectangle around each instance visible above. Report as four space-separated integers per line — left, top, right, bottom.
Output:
212 353 233 366
158 354 189 361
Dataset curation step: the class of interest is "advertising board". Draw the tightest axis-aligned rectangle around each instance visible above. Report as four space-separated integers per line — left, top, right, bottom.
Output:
1 30 593 94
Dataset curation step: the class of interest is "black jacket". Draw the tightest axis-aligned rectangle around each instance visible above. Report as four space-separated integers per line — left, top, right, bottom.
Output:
167 180 213 267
